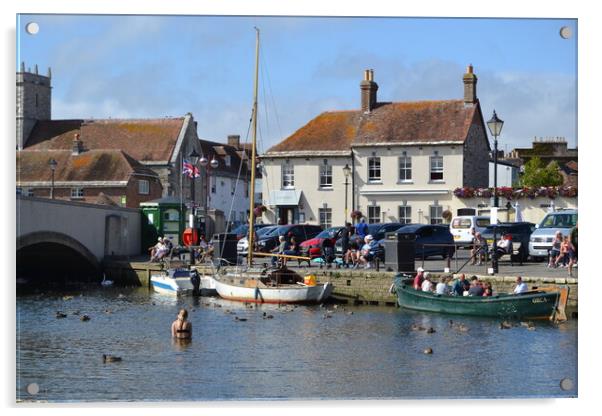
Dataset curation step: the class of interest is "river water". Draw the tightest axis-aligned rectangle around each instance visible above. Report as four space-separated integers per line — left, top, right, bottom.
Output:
16 287 577 402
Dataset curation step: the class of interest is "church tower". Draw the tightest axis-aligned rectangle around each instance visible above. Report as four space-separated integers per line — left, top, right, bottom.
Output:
17 62 52 150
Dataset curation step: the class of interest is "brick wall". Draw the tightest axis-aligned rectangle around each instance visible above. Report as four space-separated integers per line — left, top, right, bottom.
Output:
462 112 489 188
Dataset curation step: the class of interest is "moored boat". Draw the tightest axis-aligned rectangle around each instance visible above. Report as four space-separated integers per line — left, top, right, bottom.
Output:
392 275 567 320
150 268 196 295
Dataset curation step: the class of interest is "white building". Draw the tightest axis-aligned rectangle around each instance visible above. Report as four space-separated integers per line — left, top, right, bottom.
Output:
489 159 520 187
261 66 491 227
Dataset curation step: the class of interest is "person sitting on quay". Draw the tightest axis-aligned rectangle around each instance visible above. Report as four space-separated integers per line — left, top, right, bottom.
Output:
150 237 169 262
421 272 434 292
467 276 484 296
451 273 470 296
345 238 361 269
359 235 378 269
282 236 300 267
470 232 488 265
413 267 425 290
512 276 528 294
493 233 512 260
171 308 192 340
435 275 451 295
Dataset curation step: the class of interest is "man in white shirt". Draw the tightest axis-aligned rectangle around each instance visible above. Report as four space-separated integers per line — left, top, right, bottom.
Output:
513 276 528 294
421 272 433 292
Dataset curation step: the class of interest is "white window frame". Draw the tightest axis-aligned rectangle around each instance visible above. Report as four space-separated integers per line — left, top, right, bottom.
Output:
138 179 150 195
282 163 295 189
399 156 412 182
70 187 84 199
319 162 333 188
319 208 332 228
430 205 443 225
368 206 381 224
430 156 444 182
399 205 412 224
368 157 381 182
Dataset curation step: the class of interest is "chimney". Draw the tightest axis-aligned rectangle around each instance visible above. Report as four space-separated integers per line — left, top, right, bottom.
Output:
72 133 84 155
463 64 477 104
360 69 378 113
227 134 240 148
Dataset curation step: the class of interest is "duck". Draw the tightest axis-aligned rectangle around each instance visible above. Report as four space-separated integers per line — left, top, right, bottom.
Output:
101 273 114 287
423 348 433 355
55 311 67 319
500 321 512 330
455 324 470 332
426 327 436 334
102 354 122 363
80 315 91 321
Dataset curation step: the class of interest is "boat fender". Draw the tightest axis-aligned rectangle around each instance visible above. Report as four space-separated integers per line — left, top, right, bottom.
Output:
388 283 396 294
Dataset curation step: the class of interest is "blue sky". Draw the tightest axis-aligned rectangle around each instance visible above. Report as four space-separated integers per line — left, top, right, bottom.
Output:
16 15 577 153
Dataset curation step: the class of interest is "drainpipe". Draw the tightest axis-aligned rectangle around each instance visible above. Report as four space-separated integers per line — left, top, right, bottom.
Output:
351 151 356 214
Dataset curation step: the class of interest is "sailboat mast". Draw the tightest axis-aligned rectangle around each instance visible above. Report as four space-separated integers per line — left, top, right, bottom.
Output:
247 27 260 267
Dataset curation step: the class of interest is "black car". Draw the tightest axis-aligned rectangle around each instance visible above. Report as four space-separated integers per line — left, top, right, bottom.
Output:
230 223 274 240
375 223 455 261
334 222 404 256
480 222 536 262
256 224 324 252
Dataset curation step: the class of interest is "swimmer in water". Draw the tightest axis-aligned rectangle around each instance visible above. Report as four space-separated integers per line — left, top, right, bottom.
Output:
171 308 192 339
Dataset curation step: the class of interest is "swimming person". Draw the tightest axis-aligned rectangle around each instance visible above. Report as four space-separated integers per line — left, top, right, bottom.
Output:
171 308 192 339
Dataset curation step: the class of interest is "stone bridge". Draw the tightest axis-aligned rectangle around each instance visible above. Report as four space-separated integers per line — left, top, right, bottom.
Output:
16 195 141 285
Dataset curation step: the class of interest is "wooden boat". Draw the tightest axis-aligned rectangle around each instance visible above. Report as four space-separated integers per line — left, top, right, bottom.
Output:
392 275 568 320
208 29 334 305
213 267 333 304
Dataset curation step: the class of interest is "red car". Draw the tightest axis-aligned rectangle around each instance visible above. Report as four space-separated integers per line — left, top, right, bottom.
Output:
300 226 347 258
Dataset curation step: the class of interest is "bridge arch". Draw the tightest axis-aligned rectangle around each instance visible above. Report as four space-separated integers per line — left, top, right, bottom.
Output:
17 231 101 287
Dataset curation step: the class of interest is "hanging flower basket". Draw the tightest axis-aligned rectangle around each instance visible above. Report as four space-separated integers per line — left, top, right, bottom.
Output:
350 210 363 219
453 186 577 199
441 209 453 222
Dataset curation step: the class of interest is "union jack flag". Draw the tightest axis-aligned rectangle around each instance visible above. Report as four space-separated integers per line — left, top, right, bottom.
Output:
182 159 200 178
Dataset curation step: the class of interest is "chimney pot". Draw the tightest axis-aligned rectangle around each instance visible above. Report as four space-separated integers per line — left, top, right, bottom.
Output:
360 69 378 112
72 133 83 155
227 134 241 148
463 64 477 104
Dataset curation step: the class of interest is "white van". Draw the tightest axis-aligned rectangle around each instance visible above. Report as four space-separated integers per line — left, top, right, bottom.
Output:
449 215 491 245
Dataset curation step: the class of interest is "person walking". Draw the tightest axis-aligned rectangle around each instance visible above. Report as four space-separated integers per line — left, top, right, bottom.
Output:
341 222 352 267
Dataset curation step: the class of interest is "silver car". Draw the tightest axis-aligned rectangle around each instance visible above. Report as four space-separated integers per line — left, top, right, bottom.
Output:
528 209 577 260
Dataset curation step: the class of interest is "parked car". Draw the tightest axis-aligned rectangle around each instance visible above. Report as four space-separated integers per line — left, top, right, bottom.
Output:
480 222 536 262
230 223 274 240
375 224 455 261
449 215 490 246
299 226 346 259
528 209 578 261
256 224 324 253
236 225 278 257
334 223 404 256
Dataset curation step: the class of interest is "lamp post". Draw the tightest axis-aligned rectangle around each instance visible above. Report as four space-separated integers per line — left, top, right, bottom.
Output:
189 149 200 266
487 110 504 274
343 164 351 222
49 158 57 199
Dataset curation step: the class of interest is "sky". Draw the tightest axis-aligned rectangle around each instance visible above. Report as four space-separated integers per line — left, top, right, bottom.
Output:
16 15 577 154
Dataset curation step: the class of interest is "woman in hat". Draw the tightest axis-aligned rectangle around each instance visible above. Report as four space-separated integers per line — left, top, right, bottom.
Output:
359 234 377 269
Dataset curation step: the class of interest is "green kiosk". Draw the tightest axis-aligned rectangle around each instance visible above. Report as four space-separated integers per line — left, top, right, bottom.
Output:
140 196 187 250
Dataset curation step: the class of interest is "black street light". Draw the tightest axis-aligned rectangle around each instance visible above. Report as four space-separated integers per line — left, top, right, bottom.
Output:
49 158 57 199
343 163 351 221
487 110 504 274
189 149 200 266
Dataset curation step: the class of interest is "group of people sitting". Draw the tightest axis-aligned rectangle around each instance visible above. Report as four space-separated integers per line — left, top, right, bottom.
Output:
413 268 528 297
547 230 577 276
469 231 513 266
148 235 214 263
270 234 300 266
148 236 173 262
341 234 379 269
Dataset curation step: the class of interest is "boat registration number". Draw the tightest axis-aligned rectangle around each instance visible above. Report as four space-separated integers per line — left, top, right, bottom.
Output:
532 297 548 303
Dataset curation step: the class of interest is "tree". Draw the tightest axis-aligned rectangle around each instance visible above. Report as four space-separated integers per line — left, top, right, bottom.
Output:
519 157 563 187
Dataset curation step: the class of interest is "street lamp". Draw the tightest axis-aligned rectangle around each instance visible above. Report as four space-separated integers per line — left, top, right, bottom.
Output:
49 158 57 199
343 164 351 222
189 149 200 266
487 110 504 274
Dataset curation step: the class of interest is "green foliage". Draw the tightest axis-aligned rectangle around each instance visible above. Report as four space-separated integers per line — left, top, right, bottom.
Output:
519 157 563 187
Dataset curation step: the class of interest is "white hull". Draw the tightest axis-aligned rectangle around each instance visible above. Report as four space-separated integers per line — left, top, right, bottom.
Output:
150 273 194 296
212 276 333 304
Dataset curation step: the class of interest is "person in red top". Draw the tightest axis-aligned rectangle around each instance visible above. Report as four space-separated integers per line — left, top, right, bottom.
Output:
413 267 425 290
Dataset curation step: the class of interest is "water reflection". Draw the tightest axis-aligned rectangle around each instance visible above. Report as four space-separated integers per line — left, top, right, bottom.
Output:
16 287 577 401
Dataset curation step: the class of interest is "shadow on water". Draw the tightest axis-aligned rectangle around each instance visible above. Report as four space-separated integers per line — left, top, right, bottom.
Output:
16 287 578 402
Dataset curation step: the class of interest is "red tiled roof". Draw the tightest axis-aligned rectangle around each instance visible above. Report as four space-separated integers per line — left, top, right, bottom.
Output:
16 149 158 183
267 100 478 153
25 118 185 162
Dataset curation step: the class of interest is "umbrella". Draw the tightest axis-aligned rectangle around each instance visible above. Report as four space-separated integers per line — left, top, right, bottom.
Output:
514 202 523 222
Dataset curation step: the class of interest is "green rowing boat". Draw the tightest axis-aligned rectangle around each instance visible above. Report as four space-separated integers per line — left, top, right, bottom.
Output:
392 275 567 320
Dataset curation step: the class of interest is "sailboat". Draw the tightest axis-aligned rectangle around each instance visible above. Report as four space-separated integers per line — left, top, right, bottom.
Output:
211 28 333 304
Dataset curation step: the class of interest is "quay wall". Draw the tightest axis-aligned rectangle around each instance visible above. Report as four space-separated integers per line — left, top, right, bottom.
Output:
103 261 578 308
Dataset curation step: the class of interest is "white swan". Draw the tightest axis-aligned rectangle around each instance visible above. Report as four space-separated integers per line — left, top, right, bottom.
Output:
101 273 114 287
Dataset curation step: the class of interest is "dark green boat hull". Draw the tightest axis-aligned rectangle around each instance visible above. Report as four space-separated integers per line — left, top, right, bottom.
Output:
393 276 560 319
